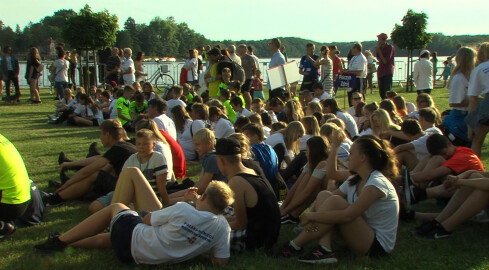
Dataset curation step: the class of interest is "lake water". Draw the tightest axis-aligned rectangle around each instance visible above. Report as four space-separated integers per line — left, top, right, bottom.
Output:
11 56 449 88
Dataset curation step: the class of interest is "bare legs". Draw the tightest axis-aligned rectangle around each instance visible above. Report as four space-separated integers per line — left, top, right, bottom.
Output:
292 191 375 255
58 203 129 249
29 78 40 102
471 124 489 157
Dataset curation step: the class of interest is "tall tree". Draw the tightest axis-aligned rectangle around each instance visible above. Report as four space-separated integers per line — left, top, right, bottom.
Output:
63 5 118 88
391 9 432 91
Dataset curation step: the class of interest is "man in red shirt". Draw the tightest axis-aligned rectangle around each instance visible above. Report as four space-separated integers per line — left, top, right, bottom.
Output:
403 134 484 206
328 45 344 96
375 33 395 99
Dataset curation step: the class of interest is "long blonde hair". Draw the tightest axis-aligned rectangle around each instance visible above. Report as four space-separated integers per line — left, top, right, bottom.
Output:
371 109 400 136
280 121 305 154
301 116 320 136
477 42 489 64
448 47 476 86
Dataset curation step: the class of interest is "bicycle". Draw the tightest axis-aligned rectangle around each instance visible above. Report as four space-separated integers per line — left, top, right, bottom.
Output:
146 61 175 92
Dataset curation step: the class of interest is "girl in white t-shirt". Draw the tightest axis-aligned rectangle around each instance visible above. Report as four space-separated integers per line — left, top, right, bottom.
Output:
275 133 399 263
70 94 103 126
172 104 206 161
322 98 359 138
209 106 234 139
265 121 305 167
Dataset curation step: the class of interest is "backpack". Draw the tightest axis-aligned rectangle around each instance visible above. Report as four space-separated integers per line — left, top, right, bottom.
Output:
217 60 245 86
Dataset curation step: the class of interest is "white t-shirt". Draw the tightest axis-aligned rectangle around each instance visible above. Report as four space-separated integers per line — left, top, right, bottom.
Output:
87 107 104 126
185 58 198 82
407 110 419 120
468 60 489 96
153 114 177 141
337 139 352 168
109 99 118 119
52 59 69 82
123 151 168 194
320 91 331 101
299 134 311 151
74 104 87 117
167 99 187 117
122 58 135 85
130 202 231 265
339 170 399 253
180 119 206 161
406 102 416 114
448 73 469 111
263 126 271 139
265 133 294 158
348 54 367 78
229 53 242 66
234 108 252 122
413 58 433 90
411 126 443 160
336 111 359 138
214 118 234 139
153 142 173 181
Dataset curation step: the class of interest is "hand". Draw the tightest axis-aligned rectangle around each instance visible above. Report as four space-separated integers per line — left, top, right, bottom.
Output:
183 187 199 203
444 175 459 192
330 129 346 146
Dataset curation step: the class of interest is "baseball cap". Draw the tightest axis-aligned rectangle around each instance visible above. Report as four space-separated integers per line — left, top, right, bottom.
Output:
215 138 242 156
377 33 388 40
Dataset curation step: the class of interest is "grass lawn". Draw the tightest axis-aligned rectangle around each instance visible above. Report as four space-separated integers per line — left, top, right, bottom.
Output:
1 86 489 270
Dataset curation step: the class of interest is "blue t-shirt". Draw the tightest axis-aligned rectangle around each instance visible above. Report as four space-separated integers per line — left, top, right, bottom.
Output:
251 143 279 185
299 55 320 81
202 152 227 182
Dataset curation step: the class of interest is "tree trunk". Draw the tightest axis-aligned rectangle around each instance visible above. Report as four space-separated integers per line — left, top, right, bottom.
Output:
85 50 89 90
406 50 410 92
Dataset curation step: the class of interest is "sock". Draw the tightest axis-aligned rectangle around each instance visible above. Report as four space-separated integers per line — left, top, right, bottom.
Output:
289 240 301 250
320 245 332 252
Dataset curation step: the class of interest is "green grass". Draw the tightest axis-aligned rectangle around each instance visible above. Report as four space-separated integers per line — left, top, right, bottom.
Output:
1 87 489 270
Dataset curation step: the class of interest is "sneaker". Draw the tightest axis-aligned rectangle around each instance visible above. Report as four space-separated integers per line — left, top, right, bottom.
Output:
403 170 418 207
42 193 64 207
414 224 452 240
412 219 439 235
272 242 302 258
34 232 66 252
281 214 300 225
0 221 16 241
58 152 71 165
86 142 100 158
298 246 337 264
47 114 57 121
48 180 63 188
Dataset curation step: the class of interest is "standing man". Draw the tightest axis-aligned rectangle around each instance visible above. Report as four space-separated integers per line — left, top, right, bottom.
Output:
50 50 69 101
105 47 121 84
0 46 20 102
299 43 320 92
375 33 395 99
228 45 242 66
328 45 344 96
268 38 286 100
247 46 260 70
413 50 433 95
238 44 257 109
345 43 367 107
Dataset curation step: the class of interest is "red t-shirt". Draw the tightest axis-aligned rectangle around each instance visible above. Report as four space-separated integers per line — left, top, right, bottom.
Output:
443 147 484 174
159 129 186 178
332 55 342 74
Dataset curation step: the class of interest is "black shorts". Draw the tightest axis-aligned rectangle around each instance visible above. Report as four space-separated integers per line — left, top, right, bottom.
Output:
0 200 30 222
110 210 142 263
368 236 387 257
92 170 118 198
242 79 252 93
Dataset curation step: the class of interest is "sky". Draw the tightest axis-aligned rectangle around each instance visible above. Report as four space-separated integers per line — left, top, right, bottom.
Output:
3 0 488 43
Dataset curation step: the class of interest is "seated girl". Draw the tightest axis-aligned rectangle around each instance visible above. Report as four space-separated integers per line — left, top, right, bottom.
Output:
280 136 329 224
68 94 104 127
171 104 207 161
209 106 234 139
321 98 358 139
275 135 399 264
265 121 305 167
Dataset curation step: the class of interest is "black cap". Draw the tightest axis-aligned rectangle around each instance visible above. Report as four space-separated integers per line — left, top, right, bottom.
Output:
207 48 221 55
215 138 241 156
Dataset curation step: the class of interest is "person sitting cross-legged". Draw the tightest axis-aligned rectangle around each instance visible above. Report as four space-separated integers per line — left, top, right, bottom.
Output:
34 181 234 266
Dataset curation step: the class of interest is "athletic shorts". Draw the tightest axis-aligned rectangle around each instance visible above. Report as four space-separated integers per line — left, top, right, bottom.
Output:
110 209 142 263
367 236 387 257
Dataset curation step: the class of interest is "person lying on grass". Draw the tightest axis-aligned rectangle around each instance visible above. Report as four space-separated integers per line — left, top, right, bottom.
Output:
35 181 233 266
274 135 399 264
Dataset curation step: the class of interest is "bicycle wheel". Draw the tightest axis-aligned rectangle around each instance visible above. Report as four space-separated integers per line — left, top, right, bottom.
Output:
155 74 175 92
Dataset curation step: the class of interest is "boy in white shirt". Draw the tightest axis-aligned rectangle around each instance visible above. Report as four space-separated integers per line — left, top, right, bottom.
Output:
166 86 186 117
35 181 234 266
230 96 252 123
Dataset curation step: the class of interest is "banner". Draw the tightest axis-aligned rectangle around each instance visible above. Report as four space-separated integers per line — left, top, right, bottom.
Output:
334 73 357 88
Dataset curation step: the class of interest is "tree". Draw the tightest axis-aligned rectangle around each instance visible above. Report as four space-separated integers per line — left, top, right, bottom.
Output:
63 5 118 89
391 9 432 92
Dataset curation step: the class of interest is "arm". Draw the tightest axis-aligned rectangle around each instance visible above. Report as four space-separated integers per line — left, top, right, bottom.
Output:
468 96 479 113
117 108 132 122
196 172 214 194
60 155 102 170
227 178 247 230
57 157 109 191
282 167 324 214
142 212 152 225
326 130 352 181
394 142 414 154
156 173 170 206
410 166 452 184
302 186 383 225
